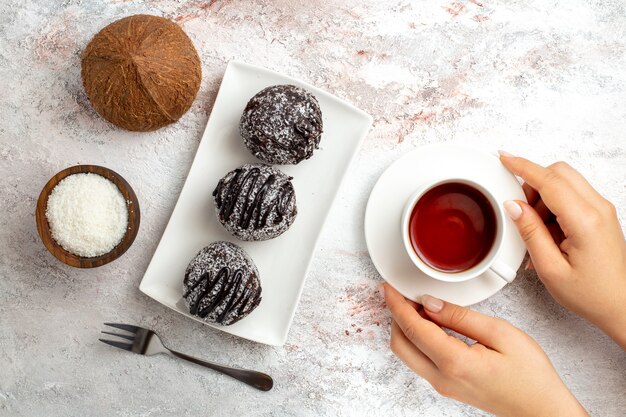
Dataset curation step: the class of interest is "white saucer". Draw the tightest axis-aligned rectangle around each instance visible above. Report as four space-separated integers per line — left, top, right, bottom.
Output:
364 143 527 306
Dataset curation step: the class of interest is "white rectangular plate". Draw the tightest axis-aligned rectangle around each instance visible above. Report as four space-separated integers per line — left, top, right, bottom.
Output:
139 61 372 346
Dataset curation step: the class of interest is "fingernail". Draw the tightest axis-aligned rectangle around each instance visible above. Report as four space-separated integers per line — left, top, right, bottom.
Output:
377 283 385 299
504 200 523 220
498 150 515 158
421 294 444 313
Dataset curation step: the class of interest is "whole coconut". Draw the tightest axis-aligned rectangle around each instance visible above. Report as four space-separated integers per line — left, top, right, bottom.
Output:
81 15 202 131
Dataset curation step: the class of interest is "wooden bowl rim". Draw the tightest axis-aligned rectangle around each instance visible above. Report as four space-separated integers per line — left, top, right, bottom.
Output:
35 165 140 268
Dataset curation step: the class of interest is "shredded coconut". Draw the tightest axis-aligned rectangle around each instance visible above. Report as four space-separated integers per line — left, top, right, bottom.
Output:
45 173 128 257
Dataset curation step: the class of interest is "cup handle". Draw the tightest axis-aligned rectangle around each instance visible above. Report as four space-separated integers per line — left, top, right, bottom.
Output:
489 259 517 283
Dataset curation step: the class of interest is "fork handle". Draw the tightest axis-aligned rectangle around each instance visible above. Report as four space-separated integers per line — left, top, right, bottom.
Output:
168 350 273 391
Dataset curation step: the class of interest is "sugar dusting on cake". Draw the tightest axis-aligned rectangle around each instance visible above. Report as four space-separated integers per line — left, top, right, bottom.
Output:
240 84 323 164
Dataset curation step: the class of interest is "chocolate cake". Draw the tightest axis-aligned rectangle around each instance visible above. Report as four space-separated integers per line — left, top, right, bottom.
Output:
213 164 297 241
240 85 323 164
183 242 261 326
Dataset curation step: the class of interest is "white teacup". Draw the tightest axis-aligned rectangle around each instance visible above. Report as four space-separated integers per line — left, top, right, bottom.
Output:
401 178 516 283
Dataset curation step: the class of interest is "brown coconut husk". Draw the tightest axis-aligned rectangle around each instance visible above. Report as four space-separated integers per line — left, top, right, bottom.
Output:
81 14 202 131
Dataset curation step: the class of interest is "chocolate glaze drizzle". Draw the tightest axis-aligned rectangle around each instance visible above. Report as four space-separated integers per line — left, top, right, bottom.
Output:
184 267 261 325
214 167 295 231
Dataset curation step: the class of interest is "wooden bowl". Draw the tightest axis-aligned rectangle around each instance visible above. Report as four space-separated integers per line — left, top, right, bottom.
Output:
36 165 140 268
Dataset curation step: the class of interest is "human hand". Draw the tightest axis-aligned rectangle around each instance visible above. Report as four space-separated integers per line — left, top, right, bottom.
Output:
383 284 588 417
499 152 626 349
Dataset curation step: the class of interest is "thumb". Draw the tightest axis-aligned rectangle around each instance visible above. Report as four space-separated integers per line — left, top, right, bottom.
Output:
503 200 568 279
421 295 512 352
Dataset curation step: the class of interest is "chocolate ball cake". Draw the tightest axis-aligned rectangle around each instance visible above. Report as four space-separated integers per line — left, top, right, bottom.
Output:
213 164 297 241
183 242 262 326
240 85 323 164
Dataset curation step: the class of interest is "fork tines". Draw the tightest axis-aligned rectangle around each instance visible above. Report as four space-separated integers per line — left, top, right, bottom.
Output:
98 338 133 351
104 323 139 333
101 331 134 341
99 323 140 352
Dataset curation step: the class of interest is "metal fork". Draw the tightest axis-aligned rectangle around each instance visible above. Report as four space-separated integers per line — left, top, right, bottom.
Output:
99 323 273 391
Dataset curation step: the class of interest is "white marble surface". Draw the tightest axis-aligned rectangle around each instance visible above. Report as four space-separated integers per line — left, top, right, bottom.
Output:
1 0 625 416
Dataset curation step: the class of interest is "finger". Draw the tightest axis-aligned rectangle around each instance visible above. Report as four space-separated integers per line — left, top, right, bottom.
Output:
405 297 432 321
405 298 418 309
546 222 565 246
548 161 606 206
390 321 440 381
499 152 551 190
525 258 534 271
499 154 593 222
400 295 429 318
416 304 429 320
499 153 552 190
533 198 553 223
522 182 539 205
559 235 572 251
381 283 420 310
383 284 467 365
420 295 512 352
503 200 570 279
